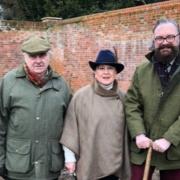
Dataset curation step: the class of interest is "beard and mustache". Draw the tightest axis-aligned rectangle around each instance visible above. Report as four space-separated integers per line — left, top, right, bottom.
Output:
153 44 179 64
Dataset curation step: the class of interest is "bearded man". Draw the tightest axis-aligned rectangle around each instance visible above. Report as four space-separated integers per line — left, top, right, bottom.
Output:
125 19 180 180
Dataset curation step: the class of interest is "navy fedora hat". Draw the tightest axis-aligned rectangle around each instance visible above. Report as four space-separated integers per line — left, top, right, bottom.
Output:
89 49 124 73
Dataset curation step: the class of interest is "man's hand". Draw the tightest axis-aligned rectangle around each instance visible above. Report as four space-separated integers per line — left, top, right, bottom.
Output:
65 162 76 174
152 138 171 153
136 134 152 149
0 176 5 180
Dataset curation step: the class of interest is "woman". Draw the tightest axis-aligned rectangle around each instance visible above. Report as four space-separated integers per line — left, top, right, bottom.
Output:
60 49 130 180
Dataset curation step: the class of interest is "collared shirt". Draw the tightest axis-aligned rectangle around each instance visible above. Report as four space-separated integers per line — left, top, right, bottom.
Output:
153 57 179 89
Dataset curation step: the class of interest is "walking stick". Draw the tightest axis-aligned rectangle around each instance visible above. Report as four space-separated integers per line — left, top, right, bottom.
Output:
142 146 152 180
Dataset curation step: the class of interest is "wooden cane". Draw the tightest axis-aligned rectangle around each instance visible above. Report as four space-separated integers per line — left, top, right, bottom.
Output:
142 146 153 180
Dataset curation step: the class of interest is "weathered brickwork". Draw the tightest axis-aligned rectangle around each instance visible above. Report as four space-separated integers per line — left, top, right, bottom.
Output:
0 0 180 91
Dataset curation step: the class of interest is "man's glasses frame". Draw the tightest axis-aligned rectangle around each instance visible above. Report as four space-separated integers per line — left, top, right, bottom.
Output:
154 33 179 44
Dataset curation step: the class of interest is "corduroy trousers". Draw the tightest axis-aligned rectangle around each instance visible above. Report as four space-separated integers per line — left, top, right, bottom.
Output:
131 163 180 180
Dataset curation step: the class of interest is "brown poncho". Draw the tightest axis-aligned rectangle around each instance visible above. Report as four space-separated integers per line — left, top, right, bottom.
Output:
60 80 130 180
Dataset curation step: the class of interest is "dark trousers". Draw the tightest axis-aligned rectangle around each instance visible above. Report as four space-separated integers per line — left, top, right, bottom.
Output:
131 163 180 180
99 175 119 180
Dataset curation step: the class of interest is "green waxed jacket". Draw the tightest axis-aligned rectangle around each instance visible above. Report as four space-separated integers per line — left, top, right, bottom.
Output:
0 65 71 179
125 53 180 170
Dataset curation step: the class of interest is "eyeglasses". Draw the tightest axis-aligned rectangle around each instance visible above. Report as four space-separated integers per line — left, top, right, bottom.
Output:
154 34 179 44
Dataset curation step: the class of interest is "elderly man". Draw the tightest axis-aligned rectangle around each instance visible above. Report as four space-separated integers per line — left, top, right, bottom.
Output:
125 19 180 180
0 35 71 180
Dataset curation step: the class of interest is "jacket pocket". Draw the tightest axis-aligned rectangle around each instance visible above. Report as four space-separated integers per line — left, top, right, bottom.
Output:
5 139 31 173
49 141 64 172
167 144 180 161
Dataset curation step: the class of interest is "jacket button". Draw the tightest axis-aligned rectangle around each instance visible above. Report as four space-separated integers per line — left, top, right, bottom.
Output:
160 92 164 97
35 140 39 143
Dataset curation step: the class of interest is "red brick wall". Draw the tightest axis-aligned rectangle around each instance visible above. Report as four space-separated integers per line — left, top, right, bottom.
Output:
0 0 180 92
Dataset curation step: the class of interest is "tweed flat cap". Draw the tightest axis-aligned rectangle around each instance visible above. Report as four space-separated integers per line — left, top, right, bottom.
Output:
21 35 51 54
